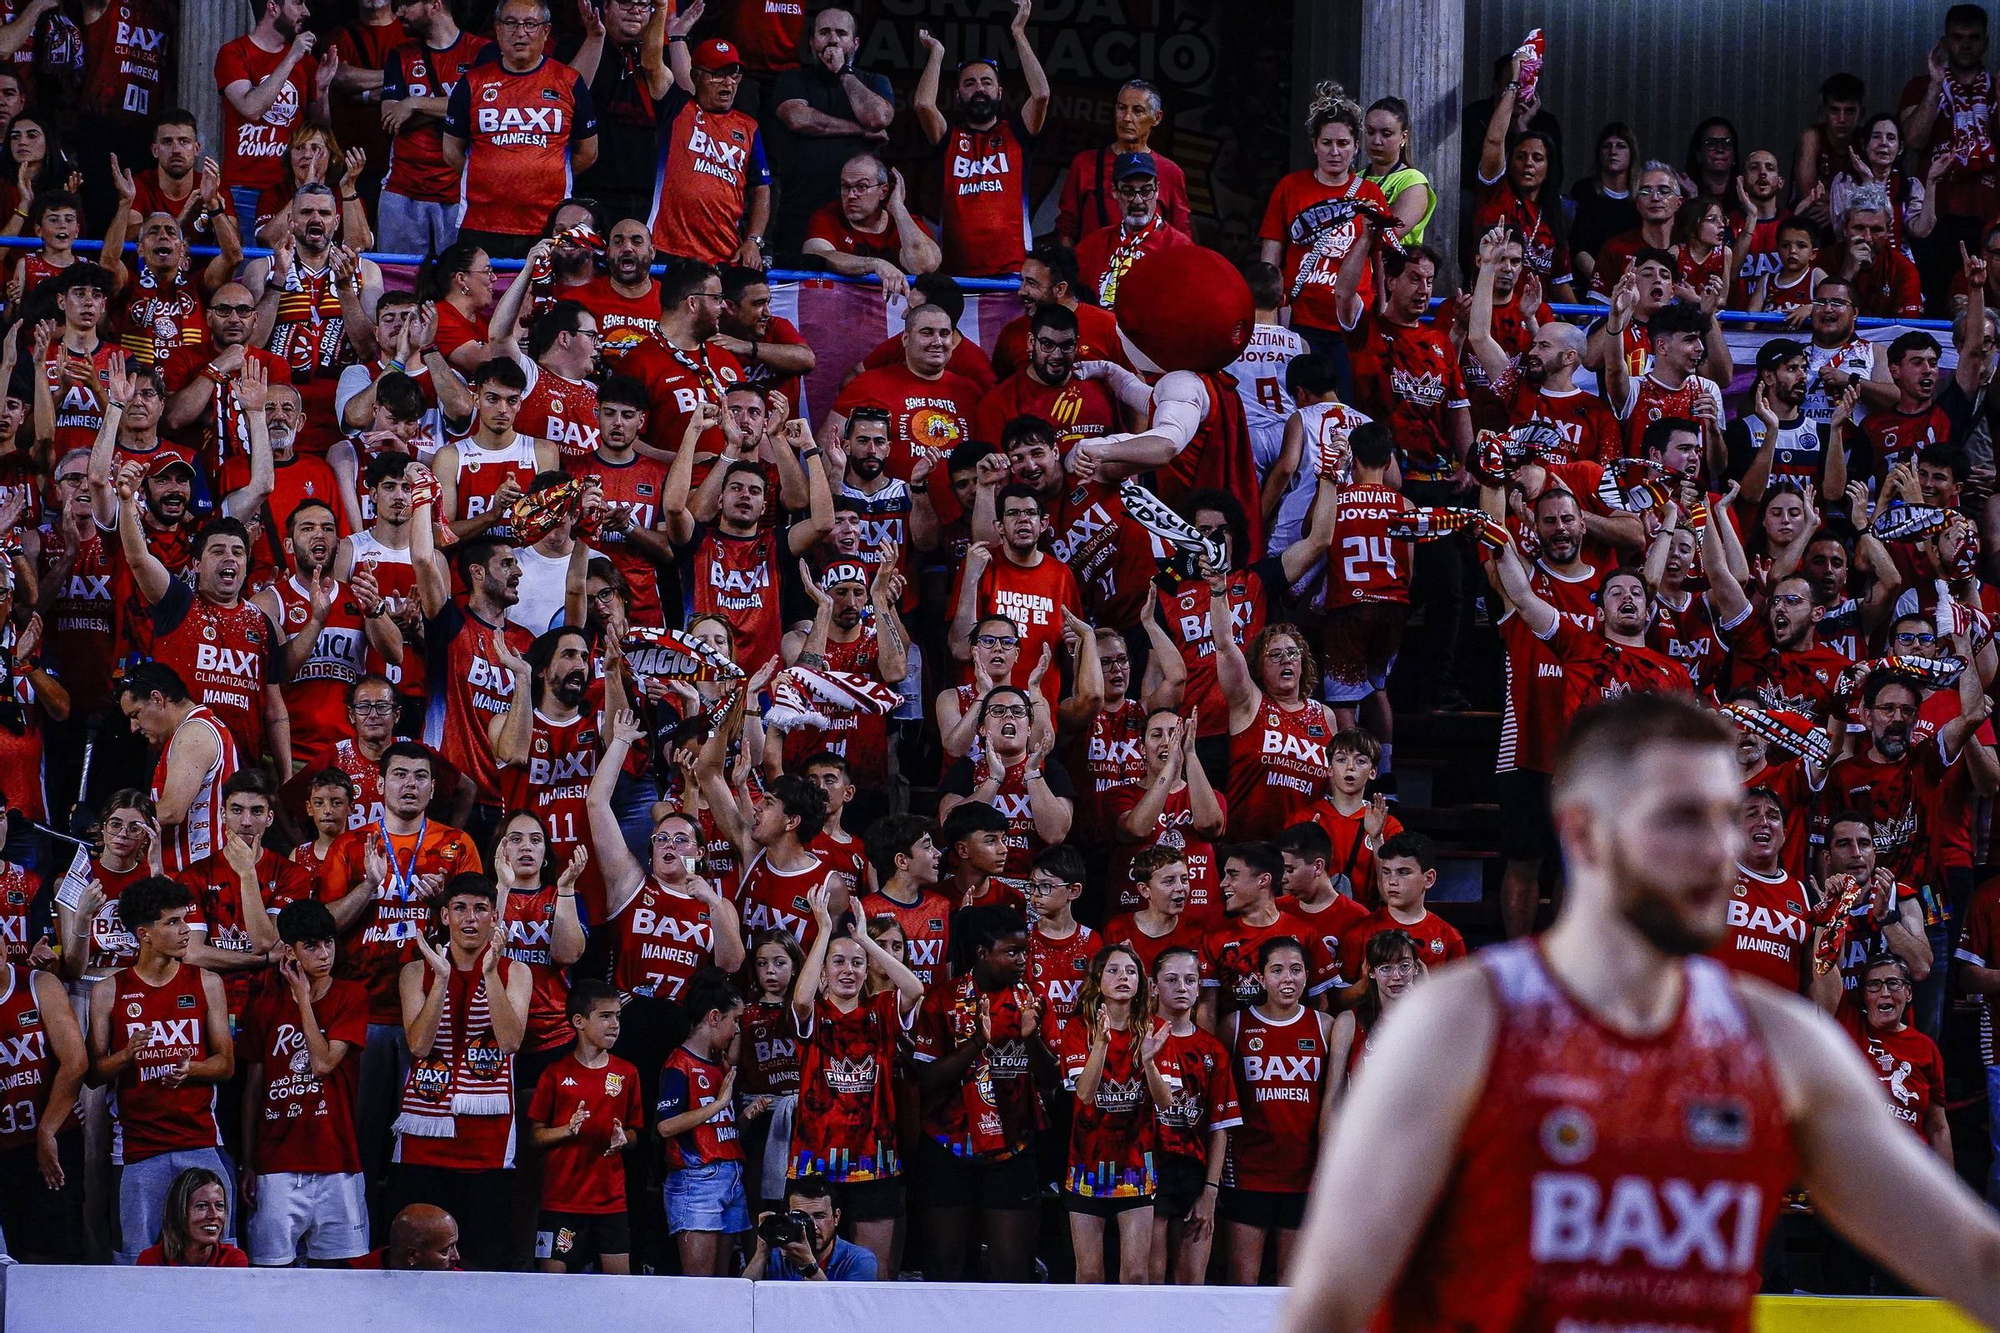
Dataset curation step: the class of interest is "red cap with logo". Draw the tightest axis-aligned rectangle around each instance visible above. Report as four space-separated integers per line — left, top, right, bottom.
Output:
691 38 742 71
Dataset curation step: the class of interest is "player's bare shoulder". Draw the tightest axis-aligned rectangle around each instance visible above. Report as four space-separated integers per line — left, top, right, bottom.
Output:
1725 972 1868 1113
1355 955 1498 1096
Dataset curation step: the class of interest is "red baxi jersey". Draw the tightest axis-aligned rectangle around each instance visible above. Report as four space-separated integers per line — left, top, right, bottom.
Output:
1707 865 1813 994
687 525 784 675
1503 381 1623 464
81 0 170 125
1150 1024 1240 1164
1072 696 1146 854
1844 1009 1943 1141
611 878 718 1003
1348 312 1468 481
1226 699 1333 842
1157 572 1266 736
443 54 598 237
150 706 240 875
502 882 575 1055
1059 1021 1157 1197
382 35 492 204
149 587 276 761
857 889 951 990
1028 923 1098 1022
1378 942 1796 1333
657 1044 741 1169
0 965 67 1148
37 526 115 717
270 576 368 770
1224 1005 1328 1192
426 600 535 804
588 453 672 623
649 90 770 265
937 112 1035 277
791 991 912 1183
515 359 600 459
1497 560 1605 774
815 628 890 788
739 999 799 1097
736 850 825 946
528 1052 644 1212
1325 483 1413 604
1046 479 1159 628
495 710 600 915
108 963 223 1164
240 977 368 1175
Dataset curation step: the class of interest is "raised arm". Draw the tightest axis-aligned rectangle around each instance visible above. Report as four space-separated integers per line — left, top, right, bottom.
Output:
911 28 947 144
1477 61 1520 184
1210 581 1260 734
1008 0 1050 135
1701 482 1751 624
1465 226 1516 385
587 709 649 919
114 463 173 606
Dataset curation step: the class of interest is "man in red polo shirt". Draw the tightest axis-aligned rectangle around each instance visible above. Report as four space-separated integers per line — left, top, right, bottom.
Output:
912 0 1048 277
650 37 771 269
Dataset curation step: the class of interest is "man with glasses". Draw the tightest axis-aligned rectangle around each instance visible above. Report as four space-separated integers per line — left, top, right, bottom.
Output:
974 306 1122 448
561 0 677 228
491 239 604 460
948 483 1083 718
621 259 743 456
1074 153 1191 310
1802 275 1896 428
772 9 895 255
1583 161 1680 300
913 0 1049 277
1057 79 1190 246
280 673 402 831
378 0 488 255
651 36 771 269
161 280 296 479
442 0 599 261
801 153 940 299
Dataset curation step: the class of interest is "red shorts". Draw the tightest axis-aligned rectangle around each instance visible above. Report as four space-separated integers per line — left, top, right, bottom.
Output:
1320 602 1410 703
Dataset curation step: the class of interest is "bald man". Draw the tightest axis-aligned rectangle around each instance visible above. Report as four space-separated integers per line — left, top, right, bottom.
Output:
1467 241 1622 464
357 1203 460 1270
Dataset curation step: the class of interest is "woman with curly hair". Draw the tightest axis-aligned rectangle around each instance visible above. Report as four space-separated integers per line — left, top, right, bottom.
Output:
1214 617 1340 841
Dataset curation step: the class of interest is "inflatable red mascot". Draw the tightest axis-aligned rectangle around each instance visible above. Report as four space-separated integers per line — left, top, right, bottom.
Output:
1066 246 1265 558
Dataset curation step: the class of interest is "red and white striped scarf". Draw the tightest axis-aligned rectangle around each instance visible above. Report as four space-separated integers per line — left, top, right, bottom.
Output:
393 961 514 1138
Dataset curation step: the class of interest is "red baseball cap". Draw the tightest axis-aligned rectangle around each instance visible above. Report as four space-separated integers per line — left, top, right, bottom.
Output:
144 447 197 479
691 38 742 72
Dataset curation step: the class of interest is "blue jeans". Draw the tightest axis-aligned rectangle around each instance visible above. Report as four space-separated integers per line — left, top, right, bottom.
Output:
229 186 262 245
116 1146 235 1264
376 189 465 258
358 1022 410 1189
612 769 660 868
1914 919 1951 1039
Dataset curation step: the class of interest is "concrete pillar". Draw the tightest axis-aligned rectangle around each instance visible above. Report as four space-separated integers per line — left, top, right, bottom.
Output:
1355 0 1464 275
177 7 234 169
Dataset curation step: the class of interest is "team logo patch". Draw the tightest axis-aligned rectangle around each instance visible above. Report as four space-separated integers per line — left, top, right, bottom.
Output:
1245 1036 1263 1052
127 1001 144 1018
202 624 217 641
1427 938 1445 954
638 484 655 496
541 88 559 101
554 1226 575 1253
1297 1038 1317 1052
288 605 308 625
5 888 21 905
1685 1098 1752 1151
18 1008 37 1026
482 85 500 102
1539 1106 1595 1165
176 994 196 1009
604 1072 624 1097
928 919 943 930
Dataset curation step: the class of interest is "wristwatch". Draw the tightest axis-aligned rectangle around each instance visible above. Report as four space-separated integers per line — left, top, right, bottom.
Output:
746 235 765 251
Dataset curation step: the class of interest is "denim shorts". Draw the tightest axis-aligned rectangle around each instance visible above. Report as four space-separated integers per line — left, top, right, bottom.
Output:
664 1159 750 1235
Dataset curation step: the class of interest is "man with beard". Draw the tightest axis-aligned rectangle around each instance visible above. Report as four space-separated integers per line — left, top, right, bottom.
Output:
1457 226 1553 433
770 8 896 255
650 37 770 269
101 172 241 374
1856 332 1957 488
334 452 451 725
664 403 832 673
434 359 560 544
123 471 293 775
494 626 607 909
577 219 662 358
619 260 743 457
1583 160 1681 298
1466 233 1619 463
913 0 1049 278
1486 486 1621 939
254 499 400 771
585 375 675 624
827 406 935 614
1602 297 1725 473
440 0 598 262
560 0 673 227
280 672 400 833
216 0 333 237
1706 511 1854 722
1073 153 1192 310
410 474 535 832
241 189 385 456
1492 543 1689 725
160 280 296 478
824 303 982 493
1706 786 1841 1004
126 112 223 236
801 154 940 296
989 243 1121 384
233 383 346 573
490 258 603 461
1284 694 2000 1333
1730 148 1792 308
1802 275 1897 427
715 266 815 423
377 0 488 256
1727 338 1844 498
974 305 1123 449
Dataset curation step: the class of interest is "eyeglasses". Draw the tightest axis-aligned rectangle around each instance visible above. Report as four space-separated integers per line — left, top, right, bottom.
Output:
984 704 1030 719
1114 180 1158 197
466 266 496 277
1814 296 1854 308
1893 631 1937 646
974 634 1019 649
1265 647 1303 663
1000 508 1040 521
210 302 255 316
497 16 549 29
1862 977 1910 992
652 830 697 847
1374 961 1417 979
1030 335 1077 352
588 588 620 604
1635 185 1679 198
1769 592 1810 607
351 700 398 716
839 179 886 195
1701 137 1735 150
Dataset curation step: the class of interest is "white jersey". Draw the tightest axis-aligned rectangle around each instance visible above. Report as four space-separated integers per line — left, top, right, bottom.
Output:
1272 400 1372 557
1803 337 1878 428
1230 323 1308 462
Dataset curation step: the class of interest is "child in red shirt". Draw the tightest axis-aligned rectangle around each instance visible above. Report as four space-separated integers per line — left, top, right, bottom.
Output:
655 968 748 1275
529 980 644 1274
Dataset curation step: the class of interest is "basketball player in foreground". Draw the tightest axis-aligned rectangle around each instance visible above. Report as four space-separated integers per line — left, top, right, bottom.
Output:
1278 694 2000 1332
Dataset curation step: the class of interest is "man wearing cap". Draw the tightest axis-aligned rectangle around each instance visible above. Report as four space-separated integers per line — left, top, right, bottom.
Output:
650 35 772 269
913 0 1049 277
1726 337 1844 498
1057 79 1192 246
771 8 895 256
1073 152 1192 310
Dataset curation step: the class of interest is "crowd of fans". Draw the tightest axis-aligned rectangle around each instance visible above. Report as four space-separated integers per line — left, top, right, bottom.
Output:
0 0 1998 1297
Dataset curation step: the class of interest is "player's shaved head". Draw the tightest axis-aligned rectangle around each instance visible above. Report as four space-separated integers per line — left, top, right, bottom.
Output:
388 1204 460 1270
